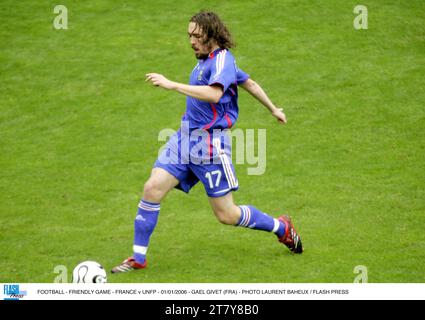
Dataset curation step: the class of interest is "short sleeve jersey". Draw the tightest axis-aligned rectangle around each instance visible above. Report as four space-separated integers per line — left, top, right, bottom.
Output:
183 48 249 131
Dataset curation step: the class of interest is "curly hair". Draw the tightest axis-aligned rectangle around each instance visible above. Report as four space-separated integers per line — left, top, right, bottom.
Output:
190 11 235 49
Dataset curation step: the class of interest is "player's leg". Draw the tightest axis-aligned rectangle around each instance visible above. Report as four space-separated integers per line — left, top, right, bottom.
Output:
196 135 287 238
112 126 202 273
208 192 240 225
133 167 179 260
208 192 303 254
196 132 303 253
208 192 285 236
111 168 179 273
143 167 180 203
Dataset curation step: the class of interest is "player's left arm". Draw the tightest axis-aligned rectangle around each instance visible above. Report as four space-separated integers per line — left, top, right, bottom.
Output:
240 78 287 124
145 73 223 103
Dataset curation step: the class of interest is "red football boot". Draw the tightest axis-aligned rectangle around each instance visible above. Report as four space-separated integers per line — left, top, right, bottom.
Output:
278 215 303 254
111 257 147 273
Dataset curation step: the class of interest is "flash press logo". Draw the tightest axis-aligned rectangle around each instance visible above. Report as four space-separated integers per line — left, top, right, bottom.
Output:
3 284 27 300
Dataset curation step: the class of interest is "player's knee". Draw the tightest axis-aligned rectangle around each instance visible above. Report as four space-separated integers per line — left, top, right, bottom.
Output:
214 207 240 225
215 212 230 225
143 179 164 202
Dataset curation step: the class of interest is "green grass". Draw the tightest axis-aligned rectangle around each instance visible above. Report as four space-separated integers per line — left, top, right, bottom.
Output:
1 0 424 283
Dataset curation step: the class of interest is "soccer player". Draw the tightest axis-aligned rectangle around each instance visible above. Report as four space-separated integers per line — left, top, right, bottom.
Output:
112 11 302 273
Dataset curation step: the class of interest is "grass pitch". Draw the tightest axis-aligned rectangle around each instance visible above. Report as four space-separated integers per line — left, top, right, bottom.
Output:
1 0 424 283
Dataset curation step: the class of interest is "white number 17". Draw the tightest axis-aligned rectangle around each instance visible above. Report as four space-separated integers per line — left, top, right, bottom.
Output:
205 170 222 189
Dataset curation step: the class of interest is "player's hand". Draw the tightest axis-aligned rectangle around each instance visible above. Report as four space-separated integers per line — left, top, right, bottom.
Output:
272 107 287 124
145 73 176 90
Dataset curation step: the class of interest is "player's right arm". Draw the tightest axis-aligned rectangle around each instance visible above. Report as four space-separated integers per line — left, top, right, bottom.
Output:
238 72 287 125
145 73 223 103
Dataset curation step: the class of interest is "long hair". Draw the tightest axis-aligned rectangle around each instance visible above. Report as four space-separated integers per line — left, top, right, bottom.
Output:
190 11 235 49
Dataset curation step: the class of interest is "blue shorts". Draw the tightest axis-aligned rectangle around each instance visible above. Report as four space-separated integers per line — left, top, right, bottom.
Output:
154 128 238 198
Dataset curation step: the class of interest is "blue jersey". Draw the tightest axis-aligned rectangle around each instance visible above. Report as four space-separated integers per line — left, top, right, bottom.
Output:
183 48 249 131
154 49 250 197
236 67 250 85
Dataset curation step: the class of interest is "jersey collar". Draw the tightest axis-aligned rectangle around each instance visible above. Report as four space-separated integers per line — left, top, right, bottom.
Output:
208 47 223 59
